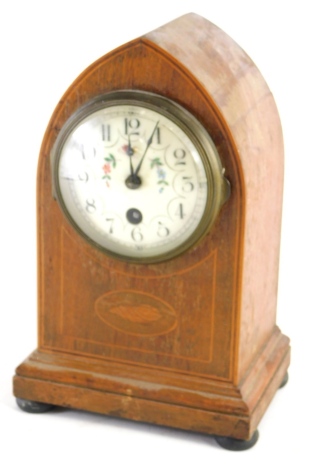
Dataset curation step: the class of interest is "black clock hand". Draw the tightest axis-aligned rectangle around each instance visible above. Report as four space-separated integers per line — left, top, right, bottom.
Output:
126 133 135 176
125 121 159 189
133 121 159 177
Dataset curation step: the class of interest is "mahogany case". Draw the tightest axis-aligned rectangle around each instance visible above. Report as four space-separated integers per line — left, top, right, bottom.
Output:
13 13 290 441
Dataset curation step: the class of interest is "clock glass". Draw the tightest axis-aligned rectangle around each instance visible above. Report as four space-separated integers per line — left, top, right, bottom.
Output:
52 91 228 262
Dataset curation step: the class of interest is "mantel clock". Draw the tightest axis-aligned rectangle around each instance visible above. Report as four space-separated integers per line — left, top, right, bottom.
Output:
13 13 290 450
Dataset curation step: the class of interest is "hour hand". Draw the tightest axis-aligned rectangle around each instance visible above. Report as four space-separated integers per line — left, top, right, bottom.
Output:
125 133 141 189
125 122 159 189
126 133 135 175
126 133 135 157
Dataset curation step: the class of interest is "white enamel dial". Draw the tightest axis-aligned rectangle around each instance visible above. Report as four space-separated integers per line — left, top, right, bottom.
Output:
52 91 228 262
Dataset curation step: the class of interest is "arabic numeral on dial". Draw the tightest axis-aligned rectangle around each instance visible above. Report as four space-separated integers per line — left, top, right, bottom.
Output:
81 145 86 160
157 222 170 237
78 172 89 182
125 118 140 134
153 127 161 144
81 145 96 159
182 176 194 192
102 124 111 141
105 218 114 234
176 203 185 219
85 198 96 213
174 148 186 165
131 226 143 242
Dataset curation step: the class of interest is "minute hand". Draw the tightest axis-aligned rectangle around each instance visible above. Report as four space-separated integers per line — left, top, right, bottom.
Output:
134 121 159 176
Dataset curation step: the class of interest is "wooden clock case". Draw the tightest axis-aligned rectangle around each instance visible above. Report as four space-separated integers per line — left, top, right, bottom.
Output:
13 13 290 448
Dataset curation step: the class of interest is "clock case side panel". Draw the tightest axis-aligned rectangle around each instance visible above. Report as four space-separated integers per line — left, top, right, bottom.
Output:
146 13 290 384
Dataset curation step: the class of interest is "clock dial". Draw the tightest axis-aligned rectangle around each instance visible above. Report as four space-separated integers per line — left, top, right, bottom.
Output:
52 91 228 262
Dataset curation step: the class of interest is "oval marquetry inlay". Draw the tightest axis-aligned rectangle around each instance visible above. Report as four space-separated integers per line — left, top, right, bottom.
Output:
95 290 177 336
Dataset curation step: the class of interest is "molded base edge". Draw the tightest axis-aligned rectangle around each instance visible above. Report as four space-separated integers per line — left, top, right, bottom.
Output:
13 332 290 441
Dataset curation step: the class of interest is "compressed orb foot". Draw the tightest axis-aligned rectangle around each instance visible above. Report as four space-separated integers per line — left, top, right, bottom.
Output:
215 429 259 451
279 371 289 389
16 398 54 413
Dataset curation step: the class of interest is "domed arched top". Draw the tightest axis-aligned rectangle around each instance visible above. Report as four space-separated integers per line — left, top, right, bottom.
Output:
145 13 284 190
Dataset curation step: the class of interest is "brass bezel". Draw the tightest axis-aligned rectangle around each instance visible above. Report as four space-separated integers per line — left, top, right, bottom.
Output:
51 90 229 263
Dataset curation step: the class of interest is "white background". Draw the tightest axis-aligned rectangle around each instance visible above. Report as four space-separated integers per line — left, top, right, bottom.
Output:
1 1 311 468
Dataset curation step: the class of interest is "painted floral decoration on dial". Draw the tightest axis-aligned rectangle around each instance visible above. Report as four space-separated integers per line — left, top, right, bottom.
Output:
103 143 168 192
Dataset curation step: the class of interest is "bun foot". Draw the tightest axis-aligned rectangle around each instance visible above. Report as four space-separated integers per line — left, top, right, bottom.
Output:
215 429 259 450
16 398 54 413
279 371 289 389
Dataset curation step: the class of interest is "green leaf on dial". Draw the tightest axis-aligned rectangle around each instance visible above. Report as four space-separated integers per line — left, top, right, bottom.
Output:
105 154 117 167
150 157 163 168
